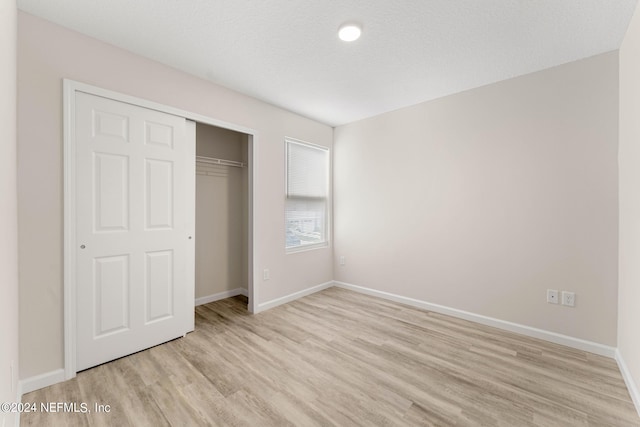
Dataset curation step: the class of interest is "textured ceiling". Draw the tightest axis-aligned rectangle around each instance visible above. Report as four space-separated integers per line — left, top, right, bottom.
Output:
18 0 638 126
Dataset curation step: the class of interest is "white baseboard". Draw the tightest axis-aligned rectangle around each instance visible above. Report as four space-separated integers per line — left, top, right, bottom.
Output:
19 368 66 395
195 288 248 306
333 281 616 358
616 349 640 417
255 281 334 313
14 283 626 409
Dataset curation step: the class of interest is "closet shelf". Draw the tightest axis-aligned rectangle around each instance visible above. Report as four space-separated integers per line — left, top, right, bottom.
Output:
196 155 245 168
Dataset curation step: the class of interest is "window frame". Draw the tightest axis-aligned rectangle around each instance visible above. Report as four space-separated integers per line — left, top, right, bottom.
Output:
284 137 331 253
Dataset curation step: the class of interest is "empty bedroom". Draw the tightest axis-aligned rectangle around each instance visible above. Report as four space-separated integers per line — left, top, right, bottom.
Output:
2 0 640 426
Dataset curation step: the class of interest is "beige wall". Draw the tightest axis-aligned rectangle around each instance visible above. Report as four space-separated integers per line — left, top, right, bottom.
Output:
17 12 333 379
195 123 247 298
334 52 619 346
619 2 640 410
196 123 245 162
0 0 19 425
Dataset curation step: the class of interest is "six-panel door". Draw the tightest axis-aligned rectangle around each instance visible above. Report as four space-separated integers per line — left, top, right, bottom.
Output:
75 92 194 371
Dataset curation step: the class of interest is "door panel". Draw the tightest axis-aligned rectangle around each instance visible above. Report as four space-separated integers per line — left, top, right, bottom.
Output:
145 250 174 323
145 159 174 229
93 254 130 337
93 153 129 232
145 121 174 149
93 109 129 141
75 92 194 371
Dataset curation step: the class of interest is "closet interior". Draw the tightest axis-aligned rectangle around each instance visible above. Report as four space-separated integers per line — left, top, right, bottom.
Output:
195 123 249 308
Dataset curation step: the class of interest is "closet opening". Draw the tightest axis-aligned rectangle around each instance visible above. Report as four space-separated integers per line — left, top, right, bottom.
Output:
195 123 250 310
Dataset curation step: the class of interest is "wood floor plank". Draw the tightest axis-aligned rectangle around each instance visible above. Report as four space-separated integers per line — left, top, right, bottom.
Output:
21 288 640 426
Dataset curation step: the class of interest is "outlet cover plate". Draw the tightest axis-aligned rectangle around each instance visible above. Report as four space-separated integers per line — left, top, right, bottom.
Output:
562 291 575 307
547 289 559 304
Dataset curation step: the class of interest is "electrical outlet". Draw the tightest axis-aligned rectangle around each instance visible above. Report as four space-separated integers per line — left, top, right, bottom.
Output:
562 291 575 307
547 289 559 304
339 256 346 266
263 269 270 281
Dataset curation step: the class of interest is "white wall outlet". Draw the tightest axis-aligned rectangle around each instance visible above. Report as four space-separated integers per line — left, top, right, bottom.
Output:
547 289 559 304
339 256 346 266
263 269 270 281
562 291 576 307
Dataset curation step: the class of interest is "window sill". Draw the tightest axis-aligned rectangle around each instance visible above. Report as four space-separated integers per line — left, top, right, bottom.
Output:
286 242 329 254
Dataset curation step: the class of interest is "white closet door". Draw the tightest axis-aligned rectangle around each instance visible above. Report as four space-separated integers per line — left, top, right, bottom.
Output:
75 92 194 371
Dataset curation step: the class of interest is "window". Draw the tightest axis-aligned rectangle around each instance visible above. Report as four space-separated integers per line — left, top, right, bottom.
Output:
285 138 329 251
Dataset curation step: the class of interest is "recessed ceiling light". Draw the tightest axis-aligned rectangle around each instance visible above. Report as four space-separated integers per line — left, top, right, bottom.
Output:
338 23 362 42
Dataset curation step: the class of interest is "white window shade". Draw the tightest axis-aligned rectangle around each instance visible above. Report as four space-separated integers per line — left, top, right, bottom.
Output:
285 139 329 251
287 141 328 199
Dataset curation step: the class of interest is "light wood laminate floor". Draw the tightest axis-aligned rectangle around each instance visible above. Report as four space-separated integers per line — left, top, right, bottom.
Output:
21 287 640 426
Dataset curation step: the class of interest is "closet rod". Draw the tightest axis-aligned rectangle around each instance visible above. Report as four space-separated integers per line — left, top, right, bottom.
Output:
195 155 245 168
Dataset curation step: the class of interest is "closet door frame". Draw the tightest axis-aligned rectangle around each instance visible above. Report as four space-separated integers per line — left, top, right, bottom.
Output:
63 79 257 380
